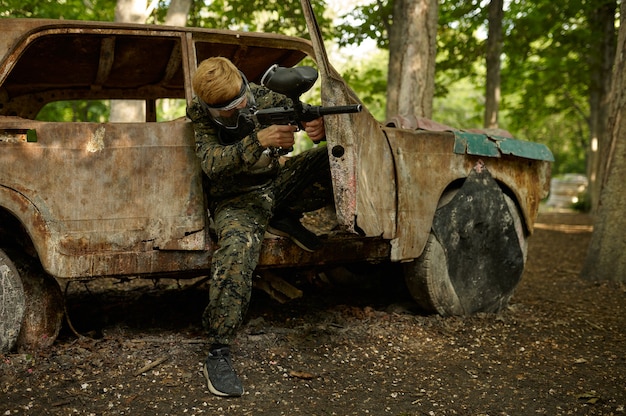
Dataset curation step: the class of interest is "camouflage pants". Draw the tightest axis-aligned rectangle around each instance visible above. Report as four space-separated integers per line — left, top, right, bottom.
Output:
203 145 332 345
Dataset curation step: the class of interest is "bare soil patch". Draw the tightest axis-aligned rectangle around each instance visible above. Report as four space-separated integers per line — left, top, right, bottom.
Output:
1 210 625 415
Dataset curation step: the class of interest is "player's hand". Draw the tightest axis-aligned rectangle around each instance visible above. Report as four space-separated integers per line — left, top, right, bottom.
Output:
257 124 297 149
303 118 326 142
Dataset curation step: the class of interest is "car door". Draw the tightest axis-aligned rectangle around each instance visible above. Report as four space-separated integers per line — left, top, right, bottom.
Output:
0 25 209 278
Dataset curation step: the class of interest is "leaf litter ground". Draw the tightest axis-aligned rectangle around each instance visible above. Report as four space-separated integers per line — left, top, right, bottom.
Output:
1 210 625 415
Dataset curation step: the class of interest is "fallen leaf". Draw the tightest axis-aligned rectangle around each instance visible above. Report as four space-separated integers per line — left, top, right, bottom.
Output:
577 391 601 404
288 370 315 380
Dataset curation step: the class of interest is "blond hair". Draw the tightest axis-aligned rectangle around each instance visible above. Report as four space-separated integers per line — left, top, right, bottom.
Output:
192 57 243 106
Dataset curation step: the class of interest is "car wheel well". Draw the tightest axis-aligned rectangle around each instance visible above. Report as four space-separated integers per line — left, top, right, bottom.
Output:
439 177 528 236
0 207 38 260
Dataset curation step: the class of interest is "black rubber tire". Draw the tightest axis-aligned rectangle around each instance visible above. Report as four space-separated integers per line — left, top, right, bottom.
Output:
0 248 26 353
14 254 64 352
404 168 528 316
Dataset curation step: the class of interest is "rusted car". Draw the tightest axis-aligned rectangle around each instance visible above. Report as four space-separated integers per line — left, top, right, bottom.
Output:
0 4 552 352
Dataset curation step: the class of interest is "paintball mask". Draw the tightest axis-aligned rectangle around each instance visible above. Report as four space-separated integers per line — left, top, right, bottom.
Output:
200 71 256 130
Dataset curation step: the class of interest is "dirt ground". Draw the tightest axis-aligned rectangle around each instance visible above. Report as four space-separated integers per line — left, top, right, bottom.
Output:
1 210 625 416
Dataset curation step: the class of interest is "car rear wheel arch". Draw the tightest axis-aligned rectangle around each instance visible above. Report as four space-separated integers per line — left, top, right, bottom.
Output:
404 169 529 316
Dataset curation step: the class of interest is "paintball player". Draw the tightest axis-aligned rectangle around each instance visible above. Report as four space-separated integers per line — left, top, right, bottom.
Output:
187 57 333 397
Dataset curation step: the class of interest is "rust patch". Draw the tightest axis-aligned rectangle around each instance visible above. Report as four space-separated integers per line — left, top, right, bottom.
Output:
258 234 390 269
86 125 105 152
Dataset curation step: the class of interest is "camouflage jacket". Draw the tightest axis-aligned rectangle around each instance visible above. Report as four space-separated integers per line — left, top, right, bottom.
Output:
187 84 292 199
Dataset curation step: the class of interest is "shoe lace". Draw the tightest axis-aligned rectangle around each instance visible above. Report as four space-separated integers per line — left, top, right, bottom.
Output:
209 348 235 370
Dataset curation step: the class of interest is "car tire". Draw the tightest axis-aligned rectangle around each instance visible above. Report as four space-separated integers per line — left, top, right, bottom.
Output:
404 167 528 316
0 249 64 352
15 254 64 352
0 249 26 353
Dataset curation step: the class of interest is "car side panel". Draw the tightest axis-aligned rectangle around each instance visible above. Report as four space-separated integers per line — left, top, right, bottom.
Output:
384 128 551 262
0 117 210 278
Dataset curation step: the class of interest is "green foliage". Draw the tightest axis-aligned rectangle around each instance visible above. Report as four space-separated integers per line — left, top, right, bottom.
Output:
447 0 615 177
334 0 610 176
436 0 487 89
185 0 331 38
0 0 115 20
37 101 109 122
500 0 598 175
333 0 393 49
157 99 187 121
433 76 484 129
0 0 330 38
339 50 389 121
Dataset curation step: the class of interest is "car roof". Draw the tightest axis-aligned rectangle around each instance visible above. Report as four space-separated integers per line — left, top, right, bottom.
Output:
0 19 312 117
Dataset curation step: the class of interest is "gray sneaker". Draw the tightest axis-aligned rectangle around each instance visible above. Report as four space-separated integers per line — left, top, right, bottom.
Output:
203 347 244 397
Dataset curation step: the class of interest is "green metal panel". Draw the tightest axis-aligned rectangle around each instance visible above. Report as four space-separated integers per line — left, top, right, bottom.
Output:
453 131 554 162
497 136 554 161
454 132 501 157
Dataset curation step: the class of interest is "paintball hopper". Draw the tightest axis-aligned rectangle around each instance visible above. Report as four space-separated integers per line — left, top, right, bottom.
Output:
261 65 319 99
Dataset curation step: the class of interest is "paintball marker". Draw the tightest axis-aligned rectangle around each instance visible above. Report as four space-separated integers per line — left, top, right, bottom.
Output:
247 65 362 138
216 65 362 147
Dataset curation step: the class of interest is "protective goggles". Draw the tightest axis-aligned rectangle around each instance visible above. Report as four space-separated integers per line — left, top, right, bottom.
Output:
199 72 256 129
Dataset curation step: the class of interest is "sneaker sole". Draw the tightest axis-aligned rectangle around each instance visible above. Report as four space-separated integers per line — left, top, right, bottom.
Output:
203 363 244 397
266 225 317 253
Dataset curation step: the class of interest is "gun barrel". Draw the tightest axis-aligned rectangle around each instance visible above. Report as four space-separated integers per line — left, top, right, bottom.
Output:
317 104 363 116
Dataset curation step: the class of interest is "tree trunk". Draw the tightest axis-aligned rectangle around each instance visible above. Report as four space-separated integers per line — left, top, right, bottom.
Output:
586 0 617 214
386 0 438 120
484 0 503 129
581 0 626 282
109 0 190 122
114 0 151 23
110 0 153 122
165 0 192 26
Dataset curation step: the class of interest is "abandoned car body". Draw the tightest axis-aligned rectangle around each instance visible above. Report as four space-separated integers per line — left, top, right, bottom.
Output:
0 13 553 352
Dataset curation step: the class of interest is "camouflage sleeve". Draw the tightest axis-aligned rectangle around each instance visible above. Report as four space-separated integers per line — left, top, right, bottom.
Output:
186 85 291 180
187 96 265 180
254 85 292 112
